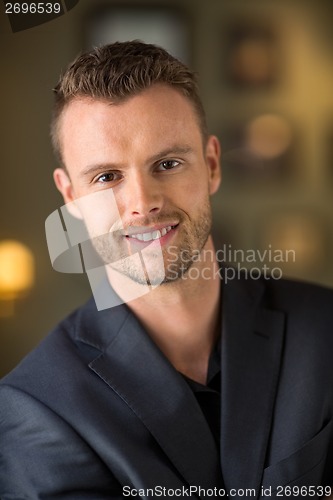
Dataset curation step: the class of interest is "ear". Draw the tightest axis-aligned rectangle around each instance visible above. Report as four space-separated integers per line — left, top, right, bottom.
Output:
205 135 221 195
53 168 83 219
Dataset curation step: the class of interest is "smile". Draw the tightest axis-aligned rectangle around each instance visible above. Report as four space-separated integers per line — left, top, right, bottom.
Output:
125 225 177 242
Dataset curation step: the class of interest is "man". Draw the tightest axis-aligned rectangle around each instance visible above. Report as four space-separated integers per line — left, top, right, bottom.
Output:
0 41 333 499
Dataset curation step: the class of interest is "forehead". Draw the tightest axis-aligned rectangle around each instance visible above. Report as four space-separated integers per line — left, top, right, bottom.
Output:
59 84 203 167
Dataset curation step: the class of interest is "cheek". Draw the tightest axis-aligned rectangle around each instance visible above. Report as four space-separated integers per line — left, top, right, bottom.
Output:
173 175 210 211
74 189 123 237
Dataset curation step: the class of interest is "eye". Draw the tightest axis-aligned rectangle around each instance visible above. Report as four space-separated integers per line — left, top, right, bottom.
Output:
156 160 180 171
96 172 121 184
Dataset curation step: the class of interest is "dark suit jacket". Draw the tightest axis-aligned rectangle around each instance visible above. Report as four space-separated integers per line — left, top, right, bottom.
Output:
1 275 333 499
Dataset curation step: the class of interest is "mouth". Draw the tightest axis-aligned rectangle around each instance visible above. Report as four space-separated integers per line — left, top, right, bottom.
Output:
124 224 179 243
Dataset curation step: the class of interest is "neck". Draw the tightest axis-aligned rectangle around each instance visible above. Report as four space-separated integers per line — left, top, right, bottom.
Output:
106 236 221 384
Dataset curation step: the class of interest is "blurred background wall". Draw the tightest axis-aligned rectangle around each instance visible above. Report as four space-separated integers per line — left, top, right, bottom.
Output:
1 0 333 377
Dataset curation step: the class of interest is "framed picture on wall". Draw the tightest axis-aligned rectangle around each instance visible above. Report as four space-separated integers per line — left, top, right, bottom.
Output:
222 21 279 88
219 112 295 184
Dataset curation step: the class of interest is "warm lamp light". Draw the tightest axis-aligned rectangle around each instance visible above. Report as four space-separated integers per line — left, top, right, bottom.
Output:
0 239 35 316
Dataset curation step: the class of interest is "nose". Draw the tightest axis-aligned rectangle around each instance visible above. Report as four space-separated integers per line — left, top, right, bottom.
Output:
125 172 163 218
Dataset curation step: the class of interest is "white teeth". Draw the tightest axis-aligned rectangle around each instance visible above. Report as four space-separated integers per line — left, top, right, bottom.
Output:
142 233 151 242
128 225 174 242
152 230 161 240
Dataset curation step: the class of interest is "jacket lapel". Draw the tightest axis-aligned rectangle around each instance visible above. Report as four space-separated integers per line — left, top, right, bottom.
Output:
220 277 285 497
83 300 222 492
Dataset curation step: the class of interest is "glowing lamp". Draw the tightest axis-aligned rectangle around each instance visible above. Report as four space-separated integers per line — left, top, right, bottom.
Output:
0 240 34 316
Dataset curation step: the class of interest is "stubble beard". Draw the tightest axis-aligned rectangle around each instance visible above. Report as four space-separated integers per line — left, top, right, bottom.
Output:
91 201 212 287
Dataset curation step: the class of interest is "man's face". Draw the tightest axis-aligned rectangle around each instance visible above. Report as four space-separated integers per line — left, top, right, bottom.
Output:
54 84 221 286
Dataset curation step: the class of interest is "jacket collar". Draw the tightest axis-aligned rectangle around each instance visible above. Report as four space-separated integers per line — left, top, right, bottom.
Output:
74 274 285 496
220 275 285 496
74 293 222 493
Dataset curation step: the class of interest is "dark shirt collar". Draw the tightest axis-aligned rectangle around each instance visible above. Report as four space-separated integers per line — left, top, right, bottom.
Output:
180 338 221 392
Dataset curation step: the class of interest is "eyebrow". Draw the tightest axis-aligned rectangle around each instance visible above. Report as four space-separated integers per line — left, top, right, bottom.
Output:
80 145 195 179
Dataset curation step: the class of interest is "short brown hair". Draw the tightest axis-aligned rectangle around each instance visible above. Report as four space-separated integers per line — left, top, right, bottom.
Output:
51 40 207 164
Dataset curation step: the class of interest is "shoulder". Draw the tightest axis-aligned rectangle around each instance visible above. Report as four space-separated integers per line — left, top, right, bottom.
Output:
264 276 333 324
265 274 333 300
223 273 333 389
0 301 86 402
256 275 333 356
223 271 333 345
0 296 129 400
225 269 333 315
2 298 87 374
